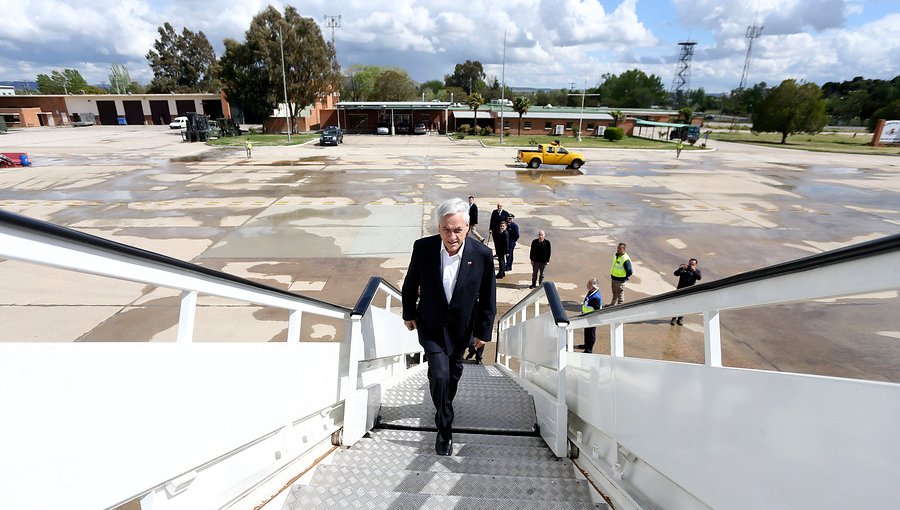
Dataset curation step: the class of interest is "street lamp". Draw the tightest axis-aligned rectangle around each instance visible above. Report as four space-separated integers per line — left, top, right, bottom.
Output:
278 28 291 143
567 82 600 142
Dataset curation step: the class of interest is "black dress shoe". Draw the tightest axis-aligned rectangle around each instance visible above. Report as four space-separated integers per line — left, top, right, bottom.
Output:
474 359 482 364
435 434 452 456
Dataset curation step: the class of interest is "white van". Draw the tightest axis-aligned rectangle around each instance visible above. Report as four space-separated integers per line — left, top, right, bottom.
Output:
169 116 187 129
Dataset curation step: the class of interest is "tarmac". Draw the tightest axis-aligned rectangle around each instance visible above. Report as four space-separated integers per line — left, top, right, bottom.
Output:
1 126 899 382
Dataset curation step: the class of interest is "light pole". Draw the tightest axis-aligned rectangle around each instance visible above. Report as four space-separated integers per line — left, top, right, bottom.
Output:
499 28 507 145
278 28 291 143
567 83 600 142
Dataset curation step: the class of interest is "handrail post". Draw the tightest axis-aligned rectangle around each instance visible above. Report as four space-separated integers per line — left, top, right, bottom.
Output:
552 322 569 457
384 293 392 312
704 310 722 367
341 314 367 446
177 290 197 343
287 309 302 343
610 321 624 357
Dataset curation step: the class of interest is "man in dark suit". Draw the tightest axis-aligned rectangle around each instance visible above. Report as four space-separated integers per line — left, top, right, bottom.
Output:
402 198 496 456
487 202 509 246
467 195 484 242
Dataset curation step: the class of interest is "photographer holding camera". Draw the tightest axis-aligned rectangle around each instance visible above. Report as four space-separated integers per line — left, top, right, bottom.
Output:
671 258 701 326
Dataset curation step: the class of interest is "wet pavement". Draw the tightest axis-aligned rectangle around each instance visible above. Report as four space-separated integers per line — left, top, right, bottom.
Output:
1 126 899 382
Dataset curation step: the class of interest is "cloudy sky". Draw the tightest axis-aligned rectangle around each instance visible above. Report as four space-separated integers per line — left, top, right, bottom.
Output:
1 0 897 93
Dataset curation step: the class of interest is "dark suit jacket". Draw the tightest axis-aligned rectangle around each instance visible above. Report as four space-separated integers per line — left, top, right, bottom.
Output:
402 235 496 355
489 209 509 234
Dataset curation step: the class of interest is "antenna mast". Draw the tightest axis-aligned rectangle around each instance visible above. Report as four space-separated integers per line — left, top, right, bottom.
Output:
323 15 341 47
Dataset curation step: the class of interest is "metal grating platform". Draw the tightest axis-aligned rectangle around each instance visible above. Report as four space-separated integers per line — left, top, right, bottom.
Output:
377 363 538 433
281 363 608 509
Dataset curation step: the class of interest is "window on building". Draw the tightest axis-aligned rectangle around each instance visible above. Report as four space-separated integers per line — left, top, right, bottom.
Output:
524 121 532 129
566 122 573 130
503 120 510 129
544 121 552 130
587 123 594 130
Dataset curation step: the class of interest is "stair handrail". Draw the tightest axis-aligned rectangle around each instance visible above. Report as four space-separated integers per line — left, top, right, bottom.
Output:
0 210 351 343
503 233 900 510
495 282 570 457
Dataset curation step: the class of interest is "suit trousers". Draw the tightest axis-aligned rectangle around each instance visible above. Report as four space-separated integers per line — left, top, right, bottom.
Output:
425 346 464 439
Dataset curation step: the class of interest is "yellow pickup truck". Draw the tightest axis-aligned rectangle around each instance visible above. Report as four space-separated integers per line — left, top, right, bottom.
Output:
516 143 586 170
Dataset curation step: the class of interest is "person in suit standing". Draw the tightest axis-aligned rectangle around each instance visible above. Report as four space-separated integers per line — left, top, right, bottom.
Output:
488 203 509 246
505 214 520 271
402 198 497 456
494 221 510 279
467 195 484 242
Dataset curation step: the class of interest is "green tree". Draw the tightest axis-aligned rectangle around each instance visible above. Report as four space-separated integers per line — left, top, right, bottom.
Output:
244 5 341 133
445 60 485 94
726 82 768 116
218 38 273 123
146 22 217 93
512 96 531 136
752 80 828 144
467 92 484 131
108 64 141 94
420 80 443 96
598 70 667 108
341 65 387 102
372 69 417 101
866 100 900 131
678 107 693 124
36 69 89 94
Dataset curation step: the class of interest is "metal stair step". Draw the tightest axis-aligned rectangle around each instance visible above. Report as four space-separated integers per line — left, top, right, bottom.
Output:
284 486 606 510
351 438 555 461
309 465 595 502
367 429 546 448
333 448 577 479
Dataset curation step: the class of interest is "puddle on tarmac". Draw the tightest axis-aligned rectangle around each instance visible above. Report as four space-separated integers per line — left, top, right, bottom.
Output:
270 156 333 166
169 149 233 163
515 168 582 186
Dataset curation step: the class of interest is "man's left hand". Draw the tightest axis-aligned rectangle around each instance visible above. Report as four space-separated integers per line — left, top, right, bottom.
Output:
473 338 486 349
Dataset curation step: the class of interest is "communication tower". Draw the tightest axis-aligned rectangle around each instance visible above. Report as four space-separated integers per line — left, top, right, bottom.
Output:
670 41 697 107
324 15 341 47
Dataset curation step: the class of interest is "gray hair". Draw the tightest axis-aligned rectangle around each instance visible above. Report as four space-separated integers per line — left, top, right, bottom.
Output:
433 198 470 228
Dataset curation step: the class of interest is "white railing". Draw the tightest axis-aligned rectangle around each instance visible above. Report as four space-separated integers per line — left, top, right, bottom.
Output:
496 283 570 457
0 211 421 510
498 234 900 510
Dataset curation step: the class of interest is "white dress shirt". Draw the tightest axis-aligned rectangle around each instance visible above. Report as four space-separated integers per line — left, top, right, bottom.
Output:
440 240 464 303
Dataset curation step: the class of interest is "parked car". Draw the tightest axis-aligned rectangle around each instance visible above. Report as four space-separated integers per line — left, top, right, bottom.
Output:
320 127 343 146
414 122 426 135
376 124 390 135
169 116 187 130
396 123 411 135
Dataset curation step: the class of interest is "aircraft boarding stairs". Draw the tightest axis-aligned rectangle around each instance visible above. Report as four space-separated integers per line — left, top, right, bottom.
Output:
1 210 899 510
284 365 605 509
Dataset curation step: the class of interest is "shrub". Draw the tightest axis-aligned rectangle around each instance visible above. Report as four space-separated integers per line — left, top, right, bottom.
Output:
480 126 493 136
604 127 625 141
457 125 471 135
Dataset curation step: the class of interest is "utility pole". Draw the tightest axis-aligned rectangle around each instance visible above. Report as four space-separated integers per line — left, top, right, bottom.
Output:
499 28 507 145
324 16 342 130
278 28 291 143
567 83 600 143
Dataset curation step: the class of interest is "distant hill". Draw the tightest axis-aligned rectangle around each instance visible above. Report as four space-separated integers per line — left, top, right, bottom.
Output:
0 80 38 92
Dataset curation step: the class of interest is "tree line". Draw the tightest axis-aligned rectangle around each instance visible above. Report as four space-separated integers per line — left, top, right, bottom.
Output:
20 3 900 135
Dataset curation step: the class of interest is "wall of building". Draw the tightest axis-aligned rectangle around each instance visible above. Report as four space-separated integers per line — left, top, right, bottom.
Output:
0 94 229 127
0 107 43 128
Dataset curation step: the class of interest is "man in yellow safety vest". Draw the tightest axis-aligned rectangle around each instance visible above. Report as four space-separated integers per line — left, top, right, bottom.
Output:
609 242 633 305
